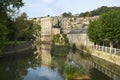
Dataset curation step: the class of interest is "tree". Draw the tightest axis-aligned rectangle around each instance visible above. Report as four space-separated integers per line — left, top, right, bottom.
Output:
87 19 103 45
0 0 24 25
0 0 24 54
88 10 120 48
53 34 60 43
30 21 41 40
79 6 120 17
0 0 24 12
12 12 37 41
62 12 72 17
0 23 8 55
99 10 120 48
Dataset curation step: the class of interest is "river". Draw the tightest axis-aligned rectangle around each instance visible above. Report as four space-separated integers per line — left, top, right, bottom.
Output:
0 43 120 80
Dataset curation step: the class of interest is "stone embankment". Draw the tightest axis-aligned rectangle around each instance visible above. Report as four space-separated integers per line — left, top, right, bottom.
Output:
89 44 120 66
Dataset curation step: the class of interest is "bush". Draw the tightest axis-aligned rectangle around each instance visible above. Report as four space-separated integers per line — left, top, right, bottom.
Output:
71 43 77 53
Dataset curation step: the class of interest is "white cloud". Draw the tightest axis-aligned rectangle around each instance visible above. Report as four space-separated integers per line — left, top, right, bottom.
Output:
42 0 54 3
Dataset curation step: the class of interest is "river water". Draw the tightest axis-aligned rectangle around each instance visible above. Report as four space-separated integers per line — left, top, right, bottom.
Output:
0 43 120 80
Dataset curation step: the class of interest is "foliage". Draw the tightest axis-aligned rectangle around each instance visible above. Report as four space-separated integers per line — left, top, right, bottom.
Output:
87 19 102 44
53 34 70 46
9 12 38 41
62 12 72 17
0 0 24 54
62 34 69 45
12 12 28 40
30 23 41 40
0 0 24 12
52 34 70 57
53 34 60 43
79 6 120 17
0 23 8 55
88 10 120 48
71 43 77 53
64 64 82 80
0 0 24 25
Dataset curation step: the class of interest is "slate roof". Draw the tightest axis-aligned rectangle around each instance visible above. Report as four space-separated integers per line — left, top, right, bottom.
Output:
68 28 87 34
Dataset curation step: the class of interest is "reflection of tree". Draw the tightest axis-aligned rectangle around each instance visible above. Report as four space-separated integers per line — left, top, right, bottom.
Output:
50 57 66 74
14 54 39 80
0 61 16 80
71 43 77 53
0 53 41 80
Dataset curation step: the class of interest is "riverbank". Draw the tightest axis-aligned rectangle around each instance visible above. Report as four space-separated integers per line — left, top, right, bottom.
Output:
2 41 33 57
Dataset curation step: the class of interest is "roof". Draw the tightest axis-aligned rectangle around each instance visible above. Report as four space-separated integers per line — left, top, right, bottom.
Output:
68 28 87 34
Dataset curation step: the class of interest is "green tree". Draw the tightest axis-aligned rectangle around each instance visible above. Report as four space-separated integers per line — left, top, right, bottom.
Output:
53 34 60 43
0 0 24 54
79 6 120 17
62 12 72 17
12 12 30 41
99 10 120 48
88 10 120 48
0 23 8 55
0 0 24 26
62 34 69 45
87 19 103 45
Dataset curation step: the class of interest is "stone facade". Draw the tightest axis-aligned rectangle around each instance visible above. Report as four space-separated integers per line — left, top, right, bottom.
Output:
52 28 60 35
41 16 61 42
41 17 52 41
67 28 88 49
34 16 98 42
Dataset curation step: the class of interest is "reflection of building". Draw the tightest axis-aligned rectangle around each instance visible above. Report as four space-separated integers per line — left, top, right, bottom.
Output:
67 28 88 48
35 43 52 66
40 44 51 65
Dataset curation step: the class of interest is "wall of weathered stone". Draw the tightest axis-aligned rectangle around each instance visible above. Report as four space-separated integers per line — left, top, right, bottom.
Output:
90 49 120 66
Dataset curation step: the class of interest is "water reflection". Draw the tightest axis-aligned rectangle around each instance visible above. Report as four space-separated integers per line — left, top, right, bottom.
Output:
0 43 64 80
0 43 119 80
24 67 64 80
40 43 51 66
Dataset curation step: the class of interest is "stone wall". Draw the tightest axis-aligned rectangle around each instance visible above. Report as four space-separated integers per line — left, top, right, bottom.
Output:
90 49 120 66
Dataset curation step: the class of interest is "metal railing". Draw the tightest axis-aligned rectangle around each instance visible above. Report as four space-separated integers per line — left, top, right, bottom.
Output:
89 44 120 55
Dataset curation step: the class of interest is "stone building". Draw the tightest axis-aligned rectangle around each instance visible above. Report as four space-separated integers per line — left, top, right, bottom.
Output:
41 17 52 41
41 16 61 42
67 28 88 49
40 16 98 42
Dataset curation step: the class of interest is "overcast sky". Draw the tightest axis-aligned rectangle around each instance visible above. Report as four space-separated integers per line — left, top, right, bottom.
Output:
20 0 120 17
